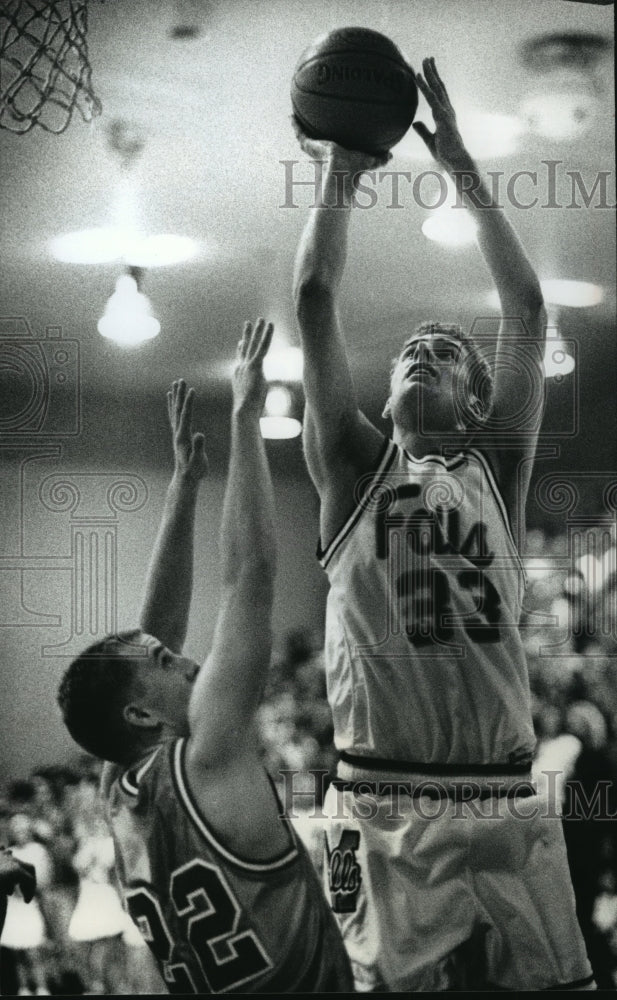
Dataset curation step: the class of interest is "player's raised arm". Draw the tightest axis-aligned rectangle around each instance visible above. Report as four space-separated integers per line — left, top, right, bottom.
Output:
139 380 209 653
293 131 386 508
186 319 276 765
414 59 546 502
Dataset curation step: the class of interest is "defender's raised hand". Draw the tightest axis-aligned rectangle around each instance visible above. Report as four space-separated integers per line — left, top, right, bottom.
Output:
167 379 209 483
413 58 469 173
232 318 274 417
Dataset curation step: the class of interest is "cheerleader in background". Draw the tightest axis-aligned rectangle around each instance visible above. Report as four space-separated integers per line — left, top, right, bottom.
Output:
0 814 51 996
67 783 128 994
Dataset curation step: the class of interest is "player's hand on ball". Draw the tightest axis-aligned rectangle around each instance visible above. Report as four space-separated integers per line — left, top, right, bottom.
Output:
167 379 209 484
232 318 274 418
291 114 335 160
292 115 391 175
413 58 469 172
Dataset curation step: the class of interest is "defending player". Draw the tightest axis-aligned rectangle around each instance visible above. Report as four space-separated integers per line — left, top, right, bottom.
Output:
57 319 352 994
293 59 594 991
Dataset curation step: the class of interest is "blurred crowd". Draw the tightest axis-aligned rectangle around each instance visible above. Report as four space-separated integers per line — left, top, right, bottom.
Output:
1 525 616 993
0 762 165 995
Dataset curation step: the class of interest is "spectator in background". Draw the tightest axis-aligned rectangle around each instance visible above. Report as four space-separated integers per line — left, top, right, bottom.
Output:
28 768 80 984
563 701 617 989
260 629 337 791
533 701 583 806
593 870 617 988
0 847 36 993
67 779 129 995
0 814 51 995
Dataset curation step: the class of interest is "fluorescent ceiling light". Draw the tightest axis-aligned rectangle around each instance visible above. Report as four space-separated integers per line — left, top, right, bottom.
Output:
123 234 200 268
421 205 478 246
395 110 522 161
50 228 200 267
459 112 523 159
259 416 302 439
260 384 302 437
265 385 293 418
486 280 603 309
522 92 597 141
50 227 126 264
215 344 304 384
263 346 303 382
541 279 604 308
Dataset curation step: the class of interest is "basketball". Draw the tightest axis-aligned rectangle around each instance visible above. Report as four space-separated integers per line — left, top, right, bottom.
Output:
291 27 418 154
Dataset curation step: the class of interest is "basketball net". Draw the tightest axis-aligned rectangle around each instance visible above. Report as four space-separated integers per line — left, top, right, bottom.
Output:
0 0 103 134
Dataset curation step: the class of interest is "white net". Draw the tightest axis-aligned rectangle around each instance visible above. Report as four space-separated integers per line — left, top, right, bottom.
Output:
0 0 102 134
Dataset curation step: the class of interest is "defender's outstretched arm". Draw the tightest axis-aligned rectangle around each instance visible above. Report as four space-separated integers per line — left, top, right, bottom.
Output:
187 319 277 764
140 380 208 653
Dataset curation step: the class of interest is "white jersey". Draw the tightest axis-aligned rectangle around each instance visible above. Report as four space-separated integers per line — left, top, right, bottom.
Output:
319 439 535 766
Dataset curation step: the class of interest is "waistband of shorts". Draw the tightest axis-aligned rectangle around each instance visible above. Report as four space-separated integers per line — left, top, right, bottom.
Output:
336 751 534 798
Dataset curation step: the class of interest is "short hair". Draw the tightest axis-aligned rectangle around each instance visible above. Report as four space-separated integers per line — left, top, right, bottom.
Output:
57 630 148 765
396 321 494 421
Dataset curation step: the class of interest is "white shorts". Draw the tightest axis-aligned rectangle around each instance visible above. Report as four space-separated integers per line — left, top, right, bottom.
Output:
68 879 127 942
323 768 594 991
0 896 46 950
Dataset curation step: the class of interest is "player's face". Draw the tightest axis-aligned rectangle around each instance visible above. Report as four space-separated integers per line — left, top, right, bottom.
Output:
136 633 200 736
388 334 467 432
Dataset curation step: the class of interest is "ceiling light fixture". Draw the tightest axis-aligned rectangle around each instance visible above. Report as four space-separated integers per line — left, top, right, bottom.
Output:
260 384 302 439
421 205 477 246
259 416 302 439
421 171 478 247
485 279 604 309
49 228 200 267
540 279 604 309
97 268 160 346
395 110 523 162
50 120 200 269
50 227 128 265
519 32 611 140
263 345 304 382
457 111 523 159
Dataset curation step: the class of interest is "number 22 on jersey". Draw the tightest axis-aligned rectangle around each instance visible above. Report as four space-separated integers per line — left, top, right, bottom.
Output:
126 858 272 993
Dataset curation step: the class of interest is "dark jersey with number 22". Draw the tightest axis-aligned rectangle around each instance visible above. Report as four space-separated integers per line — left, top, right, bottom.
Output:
102 738 352 993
